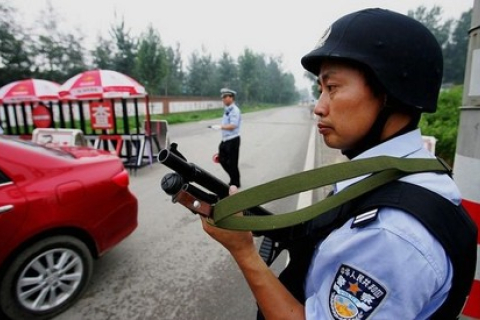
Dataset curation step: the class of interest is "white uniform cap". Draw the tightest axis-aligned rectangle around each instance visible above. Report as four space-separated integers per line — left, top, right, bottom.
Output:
220 88 236 97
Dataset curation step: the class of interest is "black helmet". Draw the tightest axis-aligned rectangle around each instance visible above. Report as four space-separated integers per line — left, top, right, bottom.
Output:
301 8 443 113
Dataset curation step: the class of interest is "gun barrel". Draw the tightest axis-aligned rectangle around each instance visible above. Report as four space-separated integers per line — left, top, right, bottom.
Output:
158 148 229 198
158 146 273 218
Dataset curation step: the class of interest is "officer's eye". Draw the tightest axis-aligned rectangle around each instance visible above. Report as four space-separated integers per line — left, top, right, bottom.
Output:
323 85 336 93
316 79 323 94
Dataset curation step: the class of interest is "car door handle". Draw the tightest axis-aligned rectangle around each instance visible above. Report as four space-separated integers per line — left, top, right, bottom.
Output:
0 205 14 214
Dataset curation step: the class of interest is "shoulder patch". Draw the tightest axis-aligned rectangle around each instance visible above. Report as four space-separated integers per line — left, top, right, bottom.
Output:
329 264 387 319
351 208 378 228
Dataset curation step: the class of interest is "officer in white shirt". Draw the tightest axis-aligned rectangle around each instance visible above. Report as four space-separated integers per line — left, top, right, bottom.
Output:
210 88 242 188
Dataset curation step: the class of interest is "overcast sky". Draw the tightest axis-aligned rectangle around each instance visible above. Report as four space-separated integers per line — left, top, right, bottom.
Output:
11 0 474 91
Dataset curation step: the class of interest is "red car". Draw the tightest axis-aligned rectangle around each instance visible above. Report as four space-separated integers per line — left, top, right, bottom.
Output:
0 136 138 320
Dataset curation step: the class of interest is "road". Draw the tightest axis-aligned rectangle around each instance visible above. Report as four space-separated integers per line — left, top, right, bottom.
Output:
54 105 344 320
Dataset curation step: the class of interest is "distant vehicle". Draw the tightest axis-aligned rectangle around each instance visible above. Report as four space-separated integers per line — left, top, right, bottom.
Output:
0 136 138 320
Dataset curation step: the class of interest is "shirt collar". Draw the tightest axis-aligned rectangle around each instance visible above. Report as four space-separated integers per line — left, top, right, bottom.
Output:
335 129 424 193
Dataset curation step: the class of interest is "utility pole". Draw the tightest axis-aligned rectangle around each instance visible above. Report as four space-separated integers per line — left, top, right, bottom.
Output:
453 0 480 318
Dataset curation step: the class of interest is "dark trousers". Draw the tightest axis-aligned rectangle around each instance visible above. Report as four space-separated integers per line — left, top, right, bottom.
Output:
219 136 241 187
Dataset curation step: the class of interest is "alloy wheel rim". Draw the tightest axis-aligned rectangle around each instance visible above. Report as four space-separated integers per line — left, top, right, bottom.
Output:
16 248 83 312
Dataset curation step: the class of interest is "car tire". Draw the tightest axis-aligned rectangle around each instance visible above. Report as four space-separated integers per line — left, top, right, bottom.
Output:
0 235 93 320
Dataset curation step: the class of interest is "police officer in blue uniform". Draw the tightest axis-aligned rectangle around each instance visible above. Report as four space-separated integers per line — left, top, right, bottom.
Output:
210 88 242 188
200 8 476 319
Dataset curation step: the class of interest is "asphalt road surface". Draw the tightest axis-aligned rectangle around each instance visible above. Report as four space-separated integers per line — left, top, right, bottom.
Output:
54 105 344 320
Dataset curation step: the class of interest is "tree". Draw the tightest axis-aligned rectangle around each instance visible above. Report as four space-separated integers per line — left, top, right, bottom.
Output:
236 49 298 104
408 6 453 48
2 1 302 102
264 58 282 102
185 47 217 96
443 9 472 84
278 73 299 104
0 2 32 86
162 43 184 96
238 48 260 103
251 53 268 102
30 1 87 82
263 55 300 104
408 5 471 85
60 32 88 79
134 25 167 95
217 51 239 90
91 36 115 70
110 17 138 77
185 51 202 96
304 70 319 100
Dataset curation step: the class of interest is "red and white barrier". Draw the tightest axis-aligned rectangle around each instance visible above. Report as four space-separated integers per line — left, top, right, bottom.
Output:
454 153 480 318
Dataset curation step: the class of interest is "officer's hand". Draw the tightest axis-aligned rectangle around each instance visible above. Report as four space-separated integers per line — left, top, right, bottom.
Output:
201 186 255 255
208 124 222 130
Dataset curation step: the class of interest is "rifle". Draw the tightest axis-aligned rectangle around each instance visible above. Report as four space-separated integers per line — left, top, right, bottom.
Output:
158 142 450 265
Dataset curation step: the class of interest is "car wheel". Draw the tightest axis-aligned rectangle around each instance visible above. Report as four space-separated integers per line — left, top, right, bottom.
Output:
0 235 93 320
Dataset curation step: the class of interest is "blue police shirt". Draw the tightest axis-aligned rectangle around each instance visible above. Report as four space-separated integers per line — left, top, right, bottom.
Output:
304 129 460 319
221 103 241 141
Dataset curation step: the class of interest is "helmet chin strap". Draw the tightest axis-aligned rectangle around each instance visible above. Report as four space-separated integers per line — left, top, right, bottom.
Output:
341 105 419 160
342 107 392 159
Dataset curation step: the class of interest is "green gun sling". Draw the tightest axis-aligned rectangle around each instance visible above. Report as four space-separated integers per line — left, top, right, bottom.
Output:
211 156 449 231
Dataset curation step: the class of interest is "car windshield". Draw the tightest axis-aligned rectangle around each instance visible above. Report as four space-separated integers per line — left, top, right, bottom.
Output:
2 136 75 159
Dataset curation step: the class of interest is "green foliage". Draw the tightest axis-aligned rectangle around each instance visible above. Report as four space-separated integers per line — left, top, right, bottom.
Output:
419 86 462 165
408 6 452 46
408 5 471 85
185 48 218 96
0 3 33 85
1 1 298 105
134 25 167 95
236 49 299 104
238 48 260 102
28 1 87 82
110 18 138 77
91 37 115 70
218 51 240 90
162 44 184 96
443 10 472 84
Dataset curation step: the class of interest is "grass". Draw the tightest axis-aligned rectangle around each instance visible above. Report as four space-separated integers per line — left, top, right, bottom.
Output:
150 102 279 125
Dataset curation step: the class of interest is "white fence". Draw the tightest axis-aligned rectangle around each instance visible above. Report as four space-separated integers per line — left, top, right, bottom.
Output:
0 98 224 128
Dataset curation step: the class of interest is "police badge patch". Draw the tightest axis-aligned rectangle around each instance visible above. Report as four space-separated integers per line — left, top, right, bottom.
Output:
328 264 387 319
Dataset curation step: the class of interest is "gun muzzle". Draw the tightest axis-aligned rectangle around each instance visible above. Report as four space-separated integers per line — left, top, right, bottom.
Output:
161 173 184 195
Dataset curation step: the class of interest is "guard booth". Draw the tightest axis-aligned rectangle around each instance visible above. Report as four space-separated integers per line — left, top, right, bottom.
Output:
0 71 171 171
0 97 168 170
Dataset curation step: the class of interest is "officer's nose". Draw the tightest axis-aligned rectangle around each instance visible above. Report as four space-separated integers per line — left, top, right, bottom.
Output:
314 92 328 118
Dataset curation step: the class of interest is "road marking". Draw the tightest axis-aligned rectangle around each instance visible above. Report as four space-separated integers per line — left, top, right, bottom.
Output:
285 125 316 266
297 125 316 209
